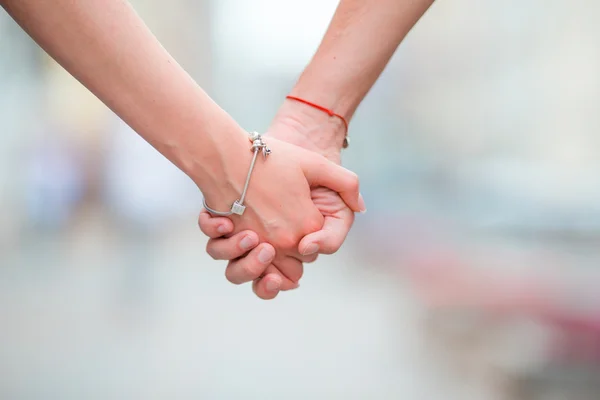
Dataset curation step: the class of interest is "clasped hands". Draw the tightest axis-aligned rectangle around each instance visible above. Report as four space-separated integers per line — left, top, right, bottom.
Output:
198 102 362 299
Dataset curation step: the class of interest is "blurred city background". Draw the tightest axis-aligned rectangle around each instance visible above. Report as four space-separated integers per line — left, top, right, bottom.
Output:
1 0 600 398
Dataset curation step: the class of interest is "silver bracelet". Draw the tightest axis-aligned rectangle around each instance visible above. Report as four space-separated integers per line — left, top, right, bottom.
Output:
202 131 271 216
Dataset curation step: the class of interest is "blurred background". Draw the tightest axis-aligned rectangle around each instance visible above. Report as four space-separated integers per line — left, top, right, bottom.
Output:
1 0 600 398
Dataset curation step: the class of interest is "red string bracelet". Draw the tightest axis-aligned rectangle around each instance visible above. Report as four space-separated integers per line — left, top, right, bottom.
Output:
285 95 349 148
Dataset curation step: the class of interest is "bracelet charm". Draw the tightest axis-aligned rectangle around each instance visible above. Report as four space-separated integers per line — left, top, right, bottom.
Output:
203 131 270 216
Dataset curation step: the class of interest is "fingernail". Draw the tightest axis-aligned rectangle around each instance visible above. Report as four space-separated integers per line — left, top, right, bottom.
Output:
266 279 281 292
358 193 367 213
217 224 228 234
258 247 274 263
302 243 319 256
290 282 300 290
240 235 257 251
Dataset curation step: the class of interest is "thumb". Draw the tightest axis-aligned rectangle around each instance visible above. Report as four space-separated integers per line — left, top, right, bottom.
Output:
298 212 355 255
302 155 366 213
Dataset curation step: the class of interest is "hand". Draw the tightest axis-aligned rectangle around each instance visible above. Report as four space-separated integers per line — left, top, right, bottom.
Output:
199 129 363 299
199 100 358 299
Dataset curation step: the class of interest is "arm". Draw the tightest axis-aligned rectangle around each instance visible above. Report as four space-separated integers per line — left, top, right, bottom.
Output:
2 0 364 298
200 0 434 298
273 0 435 153
2 0 239 194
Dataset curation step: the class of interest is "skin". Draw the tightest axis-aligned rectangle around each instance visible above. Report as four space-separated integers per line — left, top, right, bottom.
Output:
200 0 436 298
1 0 366 295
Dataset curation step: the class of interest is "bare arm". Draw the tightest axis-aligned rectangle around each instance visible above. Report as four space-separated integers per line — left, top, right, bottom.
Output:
1 0 242 193
273 0 435 152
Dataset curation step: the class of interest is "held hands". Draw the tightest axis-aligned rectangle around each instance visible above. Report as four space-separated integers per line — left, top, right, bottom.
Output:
199 128 362 299
199 102 357 299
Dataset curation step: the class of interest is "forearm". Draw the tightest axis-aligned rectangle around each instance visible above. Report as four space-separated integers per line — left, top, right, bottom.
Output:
2 0 245 191
276 0 434 149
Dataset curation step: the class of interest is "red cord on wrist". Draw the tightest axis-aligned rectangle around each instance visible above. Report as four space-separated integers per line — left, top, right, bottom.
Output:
285 95 349 147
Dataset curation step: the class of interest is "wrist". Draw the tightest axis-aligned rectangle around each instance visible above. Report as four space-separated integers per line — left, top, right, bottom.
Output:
269 98 346 163
179 123 251 208
289 64 362 124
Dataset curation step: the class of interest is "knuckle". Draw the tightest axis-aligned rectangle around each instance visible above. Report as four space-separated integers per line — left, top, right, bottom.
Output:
240 261 264 281
320 243 340 255
225 267 244 285
286 266 304 283
197 213 206 231
252 281 277 300
316 158 329 170
322 234 348 254
348 172 360 190
303 218 322 235
276 233 298 251
206 242 219 260
303 254 319 264
256 292 276 300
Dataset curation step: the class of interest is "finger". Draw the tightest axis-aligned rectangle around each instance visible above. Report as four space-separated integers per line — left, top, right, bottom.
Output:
295 253 319 263
206 231 260 260
301 156 366 213
298 212 354 255
252 263 300 300
198 209 234 238
252 273 283 300
225 243 276 284
264 264 300 291
273 255 304 283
